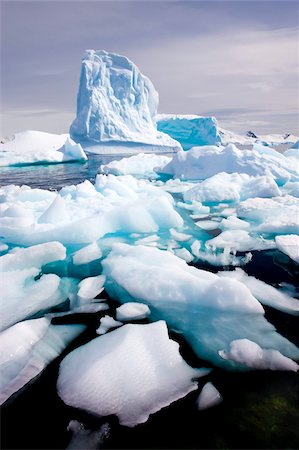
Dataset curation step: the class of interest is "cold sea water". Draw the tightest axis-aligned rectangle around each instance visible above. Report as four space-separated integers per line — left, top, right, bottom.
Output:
1 155 298 450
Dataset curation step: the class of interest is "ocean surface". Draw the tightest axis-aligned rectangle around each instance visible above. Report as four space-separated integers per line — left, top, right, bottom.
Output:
1 157 298 450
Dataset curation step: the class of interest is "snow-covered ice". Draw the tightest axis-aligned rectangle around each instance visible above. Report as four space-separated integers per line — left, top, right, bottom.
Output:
96 315 123 335
0 131 87 167
100 153 171 177
0 318 85 404
160 144 299 184
57 321 205 427
219 339 299 371
116 302 150 321
77 275 106 304
70 50 181 151
197 382 223 410
72 242 102 265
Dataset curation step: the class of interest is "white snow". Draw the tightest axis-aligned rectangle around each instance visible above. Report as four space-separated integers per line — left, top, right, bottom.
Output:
0 131 87 167
156 114 221 150
0 318 85 404
57 321 205 427
275 235 299 263
70 50 181 151
219 339 299 371
197 382 223 410
116 302 150 321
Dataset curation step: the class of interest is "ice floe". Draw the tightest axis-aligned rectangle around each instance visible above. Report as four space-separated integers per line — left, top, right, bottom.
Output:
0 317 85 404
275 235 299 263
100 153 171 177
197 382 223 410
116 302 150 321
57 321 206 427
0 131 87 167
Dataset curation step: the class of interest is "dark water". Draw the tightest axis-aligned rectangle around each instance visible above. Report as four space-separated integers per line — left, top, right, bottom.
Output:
1 159 299 450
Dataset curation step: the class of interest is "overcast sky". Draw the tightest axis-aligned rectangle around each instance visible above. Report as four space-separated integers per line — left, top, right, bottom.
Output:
1 0 298 136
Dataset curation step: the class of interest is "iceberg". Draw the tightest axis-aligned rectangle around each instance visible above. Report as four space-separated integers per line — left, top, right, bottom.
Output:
57 321 205 427
156 114 221 150
0 317 85 405
160 144 299 184
70 50 181 152
0 131 87 167
102 244 299 369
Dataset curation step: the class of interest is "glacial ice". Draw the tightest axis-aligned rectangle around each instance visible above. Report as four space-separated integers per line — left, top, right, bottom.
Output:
70 50 181 151
275 235 299 263
183 172 281 204
116 302 151 321
219 269 299 316
160 144 299 183
57 321 205 427
102 244 299 369
219 339 299 371
156 114 221 150
100 153 171 177
197 382 223 410
0 317 85 404
0 131 87 167
0 242 77 331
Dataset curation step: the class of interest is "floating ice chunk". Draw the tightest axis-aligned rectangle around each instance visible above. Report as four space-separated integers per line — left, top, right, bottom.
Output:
192 247 252 267
116 302 151 321
195 220 220 231
38 195 70 224
0 131 87 167
47 303 109 318
100 153 171 177
219 216 250 231
57 321 204 427
197 382 222 410
78 275 106 303
173 248 194 263
70 50 180 151
161 144 298 183
66 420 110 450
0 241 66 272
102 244 299 369
135 234 159 247
206 230 275 253
237 196 299 235
219 339 299 371
275 235 299 263
156 114 221 150
0 244 8 252
170 229 192 242
0 318 85 404
0 242 74 331
219 269 299 316
72 242 102 265
183 172 280 204
96 315 123 335
282 181 299 198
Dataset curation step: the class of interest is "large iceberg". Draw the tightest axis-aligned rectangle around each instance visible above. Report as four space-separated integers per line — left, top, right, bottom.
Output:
102 244 299 370
0 131 87 167
156 114 221 150
57 321 205 427
70 50 181 152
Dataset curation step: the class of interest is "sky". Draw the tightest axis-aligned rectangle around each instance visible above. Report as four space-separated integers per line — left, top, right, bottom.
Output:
1 0 298 136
